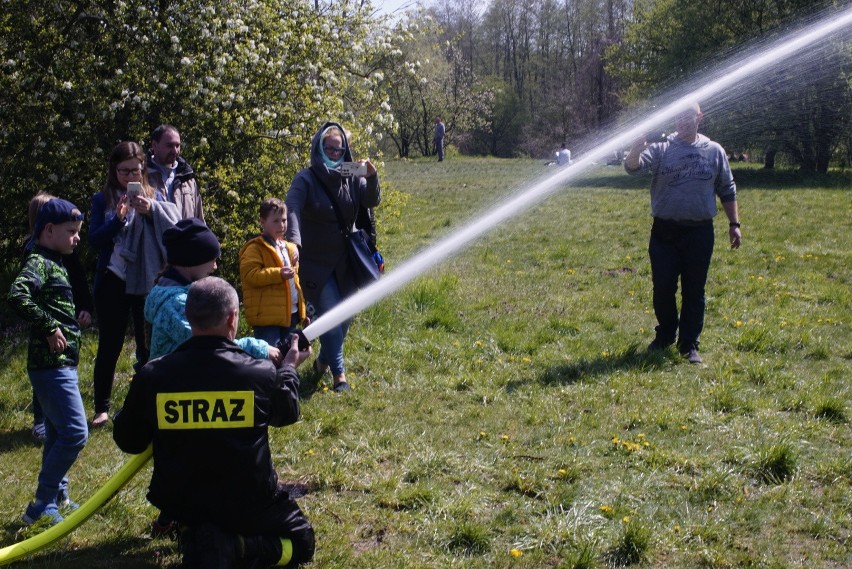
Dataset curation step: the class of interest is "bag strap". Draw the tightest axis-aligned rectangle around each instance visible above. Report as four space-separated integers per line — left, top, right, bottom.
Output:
307 168 353 238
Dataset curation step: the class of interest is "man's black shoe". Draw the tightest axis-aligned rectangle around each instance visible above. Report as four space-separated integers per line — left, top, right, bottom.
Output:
647 338 673 351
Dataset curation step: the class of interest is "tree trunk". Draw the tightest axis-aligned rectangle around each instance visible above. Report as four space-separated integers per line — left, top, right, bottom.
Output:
763 148 776 169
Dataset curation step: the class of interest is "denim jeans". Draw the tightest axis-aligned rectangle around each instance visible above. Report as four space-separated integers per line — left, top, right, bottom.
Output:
648 220 714 352
29 367 88 505
314 277 351 376
254 320 298 349
32 391 44 424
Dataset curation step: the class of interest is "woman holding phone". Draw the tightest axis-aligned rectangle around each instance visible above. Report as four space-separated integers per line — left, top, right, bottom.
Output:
285 122 381 392
88 141 180 426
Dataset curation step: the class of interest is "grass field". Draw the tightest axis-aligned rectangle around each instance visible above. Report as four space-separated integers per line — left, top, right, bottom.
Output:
0 157 849 568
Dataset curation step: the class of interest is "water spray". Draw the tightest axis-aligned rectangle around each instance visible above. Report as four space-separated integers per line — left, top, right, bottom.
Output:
2 4 850 564
301 5 852 343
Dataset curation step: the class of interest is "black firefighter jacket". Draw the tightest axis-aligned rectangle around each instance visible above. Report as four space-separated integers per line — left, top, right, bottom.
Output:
113 335 301 525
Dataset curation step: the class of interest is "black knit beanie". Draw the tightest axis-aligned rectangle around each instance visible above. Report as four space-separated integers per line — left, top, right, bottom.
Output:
163 218 220 267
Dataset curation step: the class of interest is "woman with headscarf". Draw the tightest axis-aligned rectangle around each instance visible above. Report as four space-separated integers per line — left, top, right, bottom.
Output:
285 122 381 392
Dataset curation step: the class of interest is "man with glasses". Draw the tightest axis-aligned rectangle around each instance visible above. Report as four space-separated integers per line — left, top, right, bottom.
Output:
147 124 204 221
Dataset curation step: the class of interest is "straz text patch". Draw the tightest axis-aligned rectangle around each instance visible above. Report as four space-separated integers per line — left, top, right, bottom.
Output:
156 391 255 429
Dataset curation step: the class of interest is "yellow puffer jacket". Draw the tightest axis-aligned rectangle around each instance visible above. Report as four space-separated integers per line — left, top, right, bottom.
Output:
239 236 306 327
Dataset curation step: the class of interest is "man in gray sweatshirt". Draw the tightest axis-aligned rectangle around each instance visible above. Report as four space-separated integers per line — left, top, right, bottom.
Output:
625 103 742 364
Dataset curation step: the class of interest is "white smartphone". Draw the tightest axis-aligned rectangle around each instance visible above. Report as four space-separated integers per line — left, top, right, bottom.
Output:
340 162 368 177
126 181 143 201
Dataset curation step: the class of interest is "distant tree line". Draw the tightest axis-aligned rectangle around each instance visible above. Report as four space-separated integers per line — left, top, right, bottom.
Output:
378 0 851 171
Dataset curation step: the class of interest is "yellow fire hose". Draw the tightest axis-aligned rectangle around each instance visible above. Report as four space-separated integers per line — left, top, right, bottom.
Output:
0 446 152 566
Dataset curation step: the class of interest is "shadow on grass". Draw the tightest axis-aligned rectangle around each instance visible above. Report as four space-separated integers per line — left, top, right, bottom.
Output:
297 365 325 401
0 534 170 568
508 344 675 391
0 428 40 454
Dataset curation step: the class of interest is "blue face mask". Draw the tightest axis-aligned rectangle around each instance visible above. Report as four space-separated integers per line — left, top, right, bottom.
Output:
322 149 343 169
320 128 345 169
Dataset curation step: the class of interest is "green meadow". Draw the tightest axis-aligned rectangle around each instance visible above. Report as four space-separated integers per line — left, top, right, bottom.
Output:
1 157 849 567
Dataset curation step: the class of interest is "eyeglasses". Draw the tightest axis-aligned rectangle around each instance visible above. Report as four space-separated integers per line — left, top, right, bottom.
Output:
117 168 143 176
323 146 346 155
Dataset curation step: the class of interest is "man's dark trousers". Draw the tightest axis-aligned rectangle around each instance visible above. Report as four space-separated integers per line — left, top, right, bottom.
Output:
648 219 714 352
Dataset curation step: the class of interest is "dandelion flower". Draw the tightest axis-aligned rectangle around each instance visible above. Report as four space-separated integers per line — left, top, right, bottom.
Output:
510 548 523 557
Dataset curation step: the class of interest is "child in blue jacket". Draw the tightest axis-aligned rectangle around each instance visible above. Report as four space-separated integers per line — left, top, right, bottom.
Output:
145 218 281 362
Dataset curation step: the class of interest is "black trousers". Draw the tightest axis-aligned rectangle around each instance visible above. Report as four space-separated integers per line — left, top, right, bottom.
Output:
190 484 315 567
648 219 714 352
92 270 148 414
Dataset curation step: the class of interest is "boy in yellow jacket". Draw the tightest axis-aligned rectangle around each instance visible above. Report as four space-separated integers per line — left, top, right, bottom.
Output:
240 198 307 347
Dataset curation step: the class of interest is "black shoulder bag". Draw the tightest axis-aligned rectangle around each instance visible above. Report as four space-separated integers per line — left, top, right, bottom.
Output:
313 170 380 289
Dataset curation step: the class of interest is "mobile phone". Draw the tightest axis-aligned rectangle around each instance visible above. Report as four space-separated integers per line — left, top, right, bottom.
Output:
645 131 668 143
126 181 142 201
340 162 368 177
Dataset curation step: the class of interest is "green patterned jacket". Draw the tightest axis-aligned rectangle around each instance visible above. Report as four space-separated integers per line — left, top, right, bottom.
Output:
8 244 80 369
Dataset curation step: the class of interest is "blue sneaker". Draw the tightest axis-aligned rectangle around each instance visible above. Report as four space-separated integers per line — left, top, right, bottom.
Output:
57 488 79 512
22 502 64 526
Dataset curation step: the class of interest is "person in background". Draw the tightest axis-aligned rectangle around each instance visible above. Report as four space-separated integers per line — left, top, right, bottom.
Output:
556 142 572 166
89 141 180 427
240 198 308 348
25 191 94 443
624 102 742 364
433 116 445 162
285 122 381 392
8 198 88 526
147 124 204 221
114 277 314 568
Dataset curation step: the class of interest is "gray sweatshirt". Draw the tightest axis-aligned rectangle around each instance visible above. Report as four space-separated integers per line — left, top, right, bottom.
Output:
627 133 736 221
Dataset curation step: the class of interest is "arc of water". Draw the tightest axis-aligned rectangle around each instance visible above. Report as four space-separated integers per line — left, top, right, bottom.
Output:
302 5 852 342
